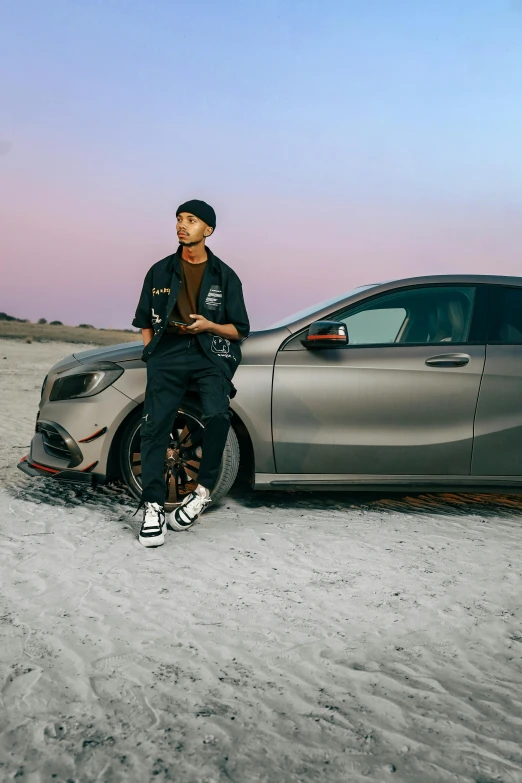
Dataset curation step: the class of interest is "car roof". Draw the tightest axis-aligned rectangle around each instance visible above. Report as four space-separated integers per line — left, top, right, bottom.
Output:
371 273 522 287
281 273 522 334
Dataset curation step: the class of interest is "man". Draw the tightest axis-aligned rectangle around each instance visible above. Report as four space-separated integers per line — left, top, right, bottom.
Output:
132 199 250 547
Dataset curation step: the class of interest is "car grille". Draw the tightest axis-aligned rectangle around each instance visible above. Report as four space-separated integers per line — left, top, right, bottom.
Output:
37 422 72 462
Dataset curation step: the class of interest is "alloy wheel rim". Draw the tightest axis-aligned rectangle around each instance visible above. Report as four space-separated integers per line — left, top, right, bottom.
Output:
128 410 203 508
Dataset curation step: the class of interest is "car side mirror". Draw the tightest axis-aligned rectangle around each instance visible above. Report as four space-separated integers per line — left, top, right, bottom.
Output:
301 320 349 349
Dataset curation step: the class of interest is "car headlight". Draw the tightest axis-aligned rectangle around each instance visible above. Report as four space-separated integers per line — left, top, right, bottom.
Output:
49 362 124 402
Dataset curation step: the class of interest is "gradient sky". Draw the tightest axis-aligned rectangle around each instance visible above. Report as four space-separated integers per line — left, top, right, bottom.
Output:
2 0 522 330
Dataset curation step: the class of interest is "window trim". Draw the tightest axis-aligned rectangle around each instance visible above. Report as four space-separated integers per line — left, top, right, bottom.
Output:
486 284 522 345
281 283 489 351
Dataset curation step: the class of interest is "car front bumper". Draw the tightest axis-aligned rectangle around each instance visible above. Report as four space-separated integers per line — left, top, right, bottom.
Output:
17 383 138 487
17 454 97 485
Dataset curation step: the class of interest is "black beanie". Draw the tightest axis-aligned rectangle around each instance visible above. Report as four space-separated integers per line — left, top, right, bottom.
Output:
176 199 216 230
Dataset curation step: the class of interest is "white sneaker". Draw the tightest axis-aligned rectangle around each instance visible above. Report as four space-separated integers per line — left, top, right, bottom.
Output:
138 502 166 547
167 486 211 531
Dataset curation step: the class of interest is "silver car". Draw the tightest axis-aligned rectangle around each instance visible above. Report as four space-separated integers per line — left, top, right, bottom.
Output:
18 274 522 505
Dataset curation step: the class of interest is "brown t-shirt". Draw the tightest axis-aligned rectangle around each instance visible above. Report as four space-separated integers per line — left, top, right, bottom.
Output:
166 257 207 334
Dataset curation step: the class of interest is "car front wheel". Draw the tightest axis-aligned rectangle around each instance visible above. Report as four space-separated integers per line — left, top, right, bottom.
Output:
119 402 240 510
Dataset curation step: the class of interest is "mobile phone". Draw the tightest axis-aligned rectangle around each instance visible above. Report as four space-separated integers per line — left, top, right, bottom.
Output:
170 320 190 327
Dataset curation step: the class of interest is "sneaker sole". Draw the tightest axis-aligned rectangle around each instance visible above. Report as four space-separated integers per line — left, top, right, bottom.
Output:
138 522 166 547
138 532 166 547
167 513 194 532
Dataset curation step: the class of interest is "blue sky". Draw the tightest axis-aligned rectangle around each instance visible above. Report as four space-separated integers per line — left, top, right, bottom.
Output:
2 1 522 328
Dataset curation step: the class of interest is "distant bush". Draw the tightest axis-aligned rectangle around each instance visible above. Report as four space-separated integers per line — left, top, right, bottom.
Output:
50 320 63 326
0 312 25 322
37 318 47 324
122 328 140 333
78 324 95 329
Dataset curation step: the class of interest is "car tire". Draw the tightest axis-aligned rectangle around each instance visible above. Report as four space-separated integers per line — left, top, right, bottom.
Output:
119 401 240 509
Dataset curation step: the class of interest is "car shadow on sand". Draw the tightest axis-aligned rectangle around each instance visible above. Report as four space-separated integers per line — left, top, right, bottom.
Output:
8 468 522 521
225 480 522 519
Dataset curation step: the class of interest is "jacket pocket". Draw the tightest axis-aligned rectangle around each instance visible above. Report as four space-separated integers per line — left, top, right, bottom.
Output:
204 284 223 311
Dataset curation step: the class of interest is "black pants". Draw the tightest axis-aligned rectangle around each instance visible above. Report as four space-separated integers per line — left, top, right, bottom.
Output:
140 335 232 505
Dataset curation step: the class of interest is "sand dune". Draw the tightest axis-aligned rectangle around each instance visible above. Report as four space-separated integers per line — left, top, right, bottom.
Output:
1 338 522 782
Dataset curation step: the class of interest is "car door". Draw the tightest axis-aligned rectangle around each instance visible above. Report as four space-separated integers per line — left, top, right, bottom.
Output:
472 284 522 476
272 284 487 476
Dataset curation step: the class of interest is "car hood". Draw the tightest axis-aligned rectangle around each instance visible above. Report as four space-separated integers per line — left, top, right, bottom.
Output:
72 331 288 366
74 341 144 364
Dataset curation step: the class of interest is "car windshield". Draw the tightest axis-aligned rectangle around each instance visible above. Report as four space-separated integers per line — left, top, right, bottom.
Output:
267 284 379 329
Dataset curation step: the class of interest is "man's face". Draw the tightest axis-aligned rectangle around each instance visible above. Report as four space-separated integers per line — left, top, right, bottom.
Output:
176 212 212 246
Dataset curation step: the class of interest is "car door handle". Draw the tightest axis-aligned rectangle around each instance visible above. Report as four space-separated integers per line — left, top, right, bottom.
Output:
425 353 470 367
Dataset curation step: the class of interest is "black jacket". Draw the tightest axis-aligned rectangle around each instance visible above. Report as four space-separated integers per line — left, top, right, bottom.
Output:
132 246 250 384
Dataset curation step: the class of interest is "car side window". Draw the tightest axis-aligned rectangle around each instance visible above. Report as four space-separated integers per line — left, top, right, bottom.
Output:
488 287 522 344
333 286 476 346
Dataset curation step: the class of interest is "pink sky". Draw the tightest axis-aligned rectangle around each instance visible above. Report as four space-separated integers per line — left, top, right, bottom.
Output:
3 2 522 331
3 172 522 331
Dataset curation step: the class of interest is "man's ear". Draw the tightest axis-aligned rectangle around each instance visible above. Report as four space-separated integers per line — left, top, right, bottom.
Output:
204 226 214 237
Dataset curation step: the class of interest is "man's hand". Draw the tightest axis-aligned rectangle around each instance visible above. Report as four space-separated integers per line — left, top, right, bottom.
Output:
183 314 213 334
184 315 242 341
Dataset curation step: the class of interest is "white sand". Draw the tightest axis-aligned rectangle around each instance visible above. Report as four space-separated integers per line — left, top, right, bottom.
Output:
1 337 522 783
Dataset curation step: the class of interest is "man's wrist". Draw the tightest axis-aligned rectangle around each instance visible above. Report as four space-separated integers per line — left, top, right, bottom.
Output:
202 321 240 340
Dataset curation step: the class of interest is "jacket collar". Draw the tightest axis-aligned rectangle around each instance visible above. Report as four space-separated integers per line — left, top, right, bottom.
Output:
170 244 217 276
